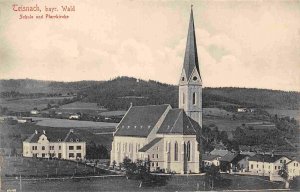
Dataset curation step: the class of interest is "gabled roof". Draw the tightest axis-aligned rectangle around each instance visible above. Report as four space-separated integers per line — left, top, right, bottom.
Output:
219 152 238 162
248 154 289 163
157 109 197 135
138 138 162 152
286 160 299 165
202 154 220 161
64 130 82 142
182 6 200 80
114 104 170 137
24 129 83 143
210 149 230 157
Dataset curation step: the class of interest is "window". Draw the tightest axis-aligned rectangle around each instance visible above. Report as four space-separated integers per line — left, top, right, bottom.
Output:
42 146 45 150
152 154 154 158
69 146 74 150
278 166 281 170
156 154 159 159
192 92 196 105
152 162 154 167
76 146 81 150
251 164 253 169
174 142 178 161
156 162 158 167
187 141 191 161
193 76 198 81
257 164 258 168
117 143 120 152
69 153 74 158
59 146 61 150
50 146 54 150
42 153 45 157
275 166 277 170
181 77 184 81
32 146 35 150
280 160 282 163
58 153 62 159
76 153 81 158
182 93 185 104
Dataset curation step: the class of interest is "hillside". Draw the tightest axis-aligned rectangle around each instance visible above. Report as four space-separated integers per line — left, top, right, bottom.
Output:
0 77 299 110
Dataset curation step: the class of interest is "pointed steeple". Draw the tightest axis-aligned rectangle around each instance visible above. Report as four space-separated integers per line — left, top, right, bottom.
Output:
182 5 200 80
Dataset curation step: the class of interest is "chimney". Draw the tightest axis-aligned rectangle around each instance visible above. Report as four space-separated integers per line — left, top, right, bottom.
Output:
130 102 133 108
35 130 38 134
43 130 46 134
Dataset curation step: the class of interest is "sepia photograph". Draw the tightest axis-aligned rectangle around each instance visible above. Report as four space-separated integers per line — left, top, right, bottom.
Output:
0 0 299 191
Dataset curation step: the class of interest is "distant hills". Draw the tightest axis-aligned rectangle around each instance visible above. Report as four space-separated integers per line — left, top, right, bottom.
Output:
0 77 299 110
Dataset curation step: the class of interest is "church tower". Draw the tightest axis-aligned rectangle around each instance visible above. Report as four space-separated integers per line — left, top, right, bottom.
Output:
179 6 202 127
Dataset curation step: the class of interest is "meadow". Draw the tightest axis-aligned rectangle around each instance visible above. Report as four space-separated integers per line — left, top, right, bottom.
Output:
0 96 74 112
1 156 113 178
58 101 106 114
33 117 117 128
2 173 285 191
266 108 300 121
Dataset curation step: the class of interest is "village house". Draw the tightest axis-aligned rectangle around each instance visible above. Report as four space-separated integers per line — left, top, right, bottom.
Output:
23 129 86 160
110 7 202 174
286 159 300 179
248 154 291 177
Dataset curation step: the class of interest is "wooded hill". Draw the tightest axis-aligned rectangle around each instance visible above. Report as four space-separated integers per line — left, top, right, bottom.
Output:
0 77 299 110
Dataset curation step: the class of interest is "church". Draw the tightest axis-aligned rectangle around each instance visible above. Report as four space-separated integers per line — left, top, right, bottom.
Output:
110 7 202 174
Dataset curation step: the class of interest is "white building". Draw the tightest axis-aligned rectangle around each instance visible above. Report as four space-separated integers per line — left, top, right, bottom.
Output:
69 114 80 120
248 154 291 177
30 110 39 115
110 7 202 174
286 160 300 179
23 129 86 160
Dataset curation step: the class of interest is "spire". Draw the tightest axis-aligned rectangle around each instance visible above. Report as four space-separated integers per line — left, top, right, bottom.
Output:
182 5 200 79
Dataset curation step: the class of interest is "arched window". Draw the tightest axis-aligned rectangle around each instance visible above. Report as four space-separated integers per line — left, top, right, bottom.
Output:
183 93 185 104
187 141 191 161
174 142 178 161
192 92 196 105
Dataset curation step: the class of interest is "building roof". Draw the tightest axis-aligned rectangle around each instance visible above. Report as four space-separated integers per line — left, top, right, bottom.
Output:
138 138 162 152
202 154 220 161
219 152 238 162
182 6 200 80
210 149 230 157
248 154 289 163
114 104 170 137
157 109 197 135
24 129 83 143
286 160 299 165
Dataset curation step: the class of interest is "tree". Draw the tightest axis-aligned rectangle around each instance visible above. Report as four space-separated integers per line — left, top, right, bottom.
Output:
278 164 290 189
205 164 221 190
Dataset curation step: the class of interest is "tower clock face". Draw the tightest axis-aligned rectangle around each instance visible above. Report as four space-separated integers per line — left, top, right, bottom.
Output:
193 76 197 81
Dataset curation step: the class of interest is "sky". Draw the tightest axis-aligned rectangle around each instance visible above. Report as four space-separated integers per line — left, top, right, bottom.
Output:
0 0 300 91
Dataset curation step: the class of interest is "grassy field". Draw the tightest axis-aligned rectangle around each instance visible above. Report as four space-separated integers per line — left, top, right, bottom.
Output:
0 96 73 112
1 174 285 191
32 117 117 128
1 156 113 178
203 107 233 117
266 108 300 121
57 102 106 115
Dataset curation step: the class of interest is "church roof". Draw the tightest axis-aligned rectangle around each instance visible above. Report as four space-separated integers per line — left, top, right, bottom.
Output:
138 138 162 152
182 6 200 80
114 104 170 137
157 109 197 135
